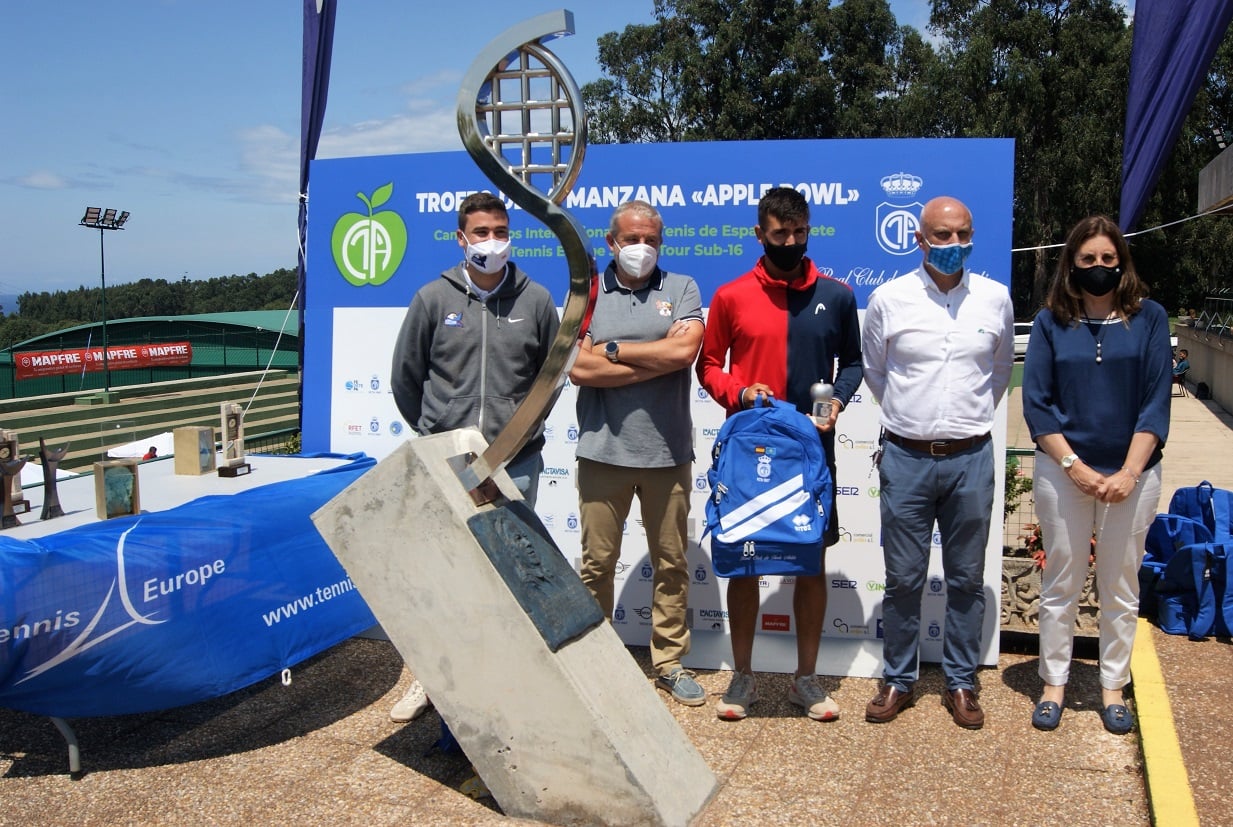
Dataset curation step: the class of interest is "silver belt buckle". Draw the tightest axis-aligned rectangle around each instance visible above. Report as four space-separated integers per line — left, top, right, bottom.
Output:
929 440 949 456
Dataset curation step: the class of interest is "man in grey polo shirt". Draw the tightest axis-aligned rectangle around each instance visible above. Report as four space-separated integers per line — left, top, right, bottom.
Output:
568 200 706 706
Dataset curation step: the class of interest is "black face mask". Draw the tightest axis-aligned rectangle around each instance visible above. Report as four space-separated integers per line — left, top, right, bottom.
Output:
763 240 807 273
1072 264 1122 297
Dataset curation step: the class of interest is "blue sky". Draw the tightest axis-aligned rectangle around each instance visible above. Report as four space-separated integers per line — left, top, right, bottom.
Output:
0 1 934 298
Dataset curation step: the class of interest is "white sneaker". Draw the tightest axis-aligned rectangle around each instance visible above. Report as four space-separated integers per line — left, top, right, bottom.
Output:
390 679 431 722
789 674 840 721
715 671 757 720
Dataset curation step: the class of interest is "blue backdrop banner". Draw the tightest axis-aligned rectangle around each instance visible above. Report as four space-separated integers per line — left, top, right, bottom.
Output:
0 455 377 718
301 137 1015 452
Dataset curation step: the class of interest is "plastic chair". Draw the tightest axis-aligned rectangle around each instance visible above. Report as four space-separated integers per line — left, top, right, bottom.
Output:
1173 370 1189 398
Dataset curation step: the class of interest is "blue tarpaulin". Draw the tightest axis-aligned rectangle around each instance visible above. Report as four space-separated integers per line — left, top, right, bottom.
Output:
0 455 377 718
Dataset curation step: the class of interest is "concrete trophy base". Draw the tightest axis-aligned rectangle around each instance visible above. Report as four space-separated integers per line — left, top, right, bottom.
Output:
312 429 716 827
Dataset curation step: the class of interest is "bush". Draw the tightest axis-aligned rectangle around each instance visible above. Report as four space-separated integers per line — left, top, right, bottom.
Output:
1004 455 1033 520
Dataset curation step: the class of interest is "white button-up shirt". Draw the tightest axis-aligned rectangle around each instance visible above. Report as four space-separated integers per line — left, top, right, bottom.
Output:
862 268 1014 441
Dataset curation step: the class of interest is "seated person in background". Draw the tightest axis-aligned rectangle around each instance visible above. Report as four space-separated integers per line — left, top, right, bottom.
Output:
142 446 158 460
1173 348 1189 377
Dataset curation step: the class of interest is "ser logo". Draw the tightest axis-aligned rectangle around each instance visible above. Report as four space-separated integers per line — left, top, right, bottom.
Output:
836 486 861 496
830 579 857 590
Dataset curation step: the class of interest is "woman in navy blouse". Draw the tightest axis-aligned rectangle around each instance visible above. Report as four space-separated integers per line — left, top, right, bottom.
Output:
1022 215 1172 735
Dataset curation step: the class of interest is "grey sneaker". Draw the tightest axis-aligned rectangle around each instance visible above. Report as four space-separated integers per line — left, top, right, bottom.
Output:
715 671 757 720
390 679 431 722
657 667 706 706
789 674 840 721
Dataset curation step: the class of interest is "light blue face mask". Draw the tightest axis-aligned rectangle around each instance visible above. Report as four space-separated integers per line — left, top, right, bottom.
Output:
926 242 974 275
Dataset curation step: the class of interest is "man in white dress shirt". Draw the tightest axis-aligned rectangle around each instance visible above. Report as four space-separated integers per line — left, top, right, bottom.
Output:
860 196 1014 730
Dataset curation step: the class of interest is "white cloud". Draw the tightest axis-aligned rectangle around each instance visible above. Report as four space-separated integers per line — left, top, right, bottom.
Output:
236 124 301 206
15 171 70 190
316 106 462 159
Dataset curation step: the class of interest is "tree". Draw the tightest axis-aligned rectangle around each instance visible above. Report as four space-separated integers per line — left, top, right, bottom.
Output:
925 0 1132 314
584 0 916 143
585 0 1233 317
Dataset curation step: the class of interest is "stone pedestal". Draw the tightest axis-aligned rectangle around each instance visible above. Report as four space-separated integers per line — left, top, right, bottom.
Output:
312 430 716 827
1001 556 1099 637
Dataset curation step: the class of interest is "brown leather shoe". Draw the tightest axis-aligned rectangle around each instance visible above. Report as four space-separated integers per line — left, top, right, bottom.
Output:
865 684 915 723
943 688 985 729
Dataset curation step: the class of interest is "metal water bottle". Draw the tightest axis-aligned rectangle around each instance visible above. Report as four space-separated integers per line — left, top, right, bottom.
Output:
810 380 834 423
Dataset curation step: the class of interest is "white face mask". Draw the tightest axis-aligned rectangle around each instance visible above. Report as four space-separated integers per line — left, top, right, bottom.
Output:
616 242 658 279
463 237 511 275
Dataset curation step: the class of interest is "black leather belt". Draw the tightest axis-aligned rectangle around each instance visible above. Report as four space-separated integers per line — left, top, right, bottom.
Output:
884 431 991 457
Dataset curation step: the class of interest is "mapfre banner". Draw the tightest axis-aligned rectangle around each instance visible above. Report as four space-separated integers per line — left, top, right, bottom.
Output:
15 342 193 380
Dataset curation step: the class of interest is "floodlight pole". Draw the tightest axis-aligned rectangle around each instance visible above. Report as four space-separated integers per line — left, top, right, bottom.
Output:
97 226 110 392
79 208 130 396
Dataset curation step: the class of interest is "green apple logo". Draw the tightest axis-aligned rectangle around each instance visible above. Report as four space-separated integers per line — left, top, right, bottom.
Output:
331 183 408 286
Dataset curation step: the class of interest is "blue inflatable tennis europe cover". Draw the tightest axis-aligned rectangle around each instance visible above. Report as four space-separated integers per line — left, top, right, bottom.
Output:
0 455 377 717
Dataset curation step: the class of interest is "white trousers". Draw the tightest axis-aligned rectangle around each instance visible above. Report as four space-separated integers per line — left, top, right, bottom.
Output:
1033 453 1162 690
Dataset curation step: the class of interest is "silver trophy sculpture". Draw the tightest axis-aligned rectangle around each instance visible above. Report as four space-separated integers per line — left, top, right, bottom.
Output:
315 15 716 825
452 9 597 503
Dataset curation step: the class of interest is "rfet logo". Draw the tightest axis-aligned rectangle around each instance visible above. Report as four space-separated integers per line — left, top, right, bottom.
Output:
332 183 407 286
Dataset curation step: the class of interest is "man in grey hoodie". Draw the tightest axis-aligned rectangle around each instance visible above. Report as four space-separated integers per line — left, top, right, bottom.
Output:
387 190 560 721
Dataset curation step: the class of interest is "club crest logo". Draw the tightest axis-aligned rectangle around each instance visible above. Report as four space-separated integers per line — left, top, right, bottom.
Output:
874 172 924 256
756 454 772 480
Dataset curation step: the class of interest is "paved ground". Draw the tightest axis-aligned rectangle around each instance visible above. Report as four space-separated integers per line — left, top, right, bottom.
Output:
2 389 1231 826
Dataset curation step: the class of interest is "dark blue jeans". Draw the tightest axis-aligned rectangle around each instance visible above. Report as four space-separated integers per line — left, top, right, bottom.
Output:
878 438 993 691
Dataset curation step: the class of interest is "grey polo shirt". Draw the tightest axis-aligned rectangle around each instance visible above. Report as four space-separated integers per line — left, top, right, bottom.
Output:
575 264 704 469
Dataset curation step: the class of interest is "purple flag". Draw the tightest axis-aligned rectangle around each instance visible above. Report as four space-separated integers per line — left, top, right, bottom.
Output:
297 0 338 421
1120 0 1233 232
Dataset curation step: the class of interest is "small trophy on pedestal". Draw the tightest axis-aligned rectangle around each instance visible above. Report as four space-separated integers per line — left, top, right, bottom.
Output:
2 430 30 516
39 437 70 520
218 402 251 477
0 437 27 528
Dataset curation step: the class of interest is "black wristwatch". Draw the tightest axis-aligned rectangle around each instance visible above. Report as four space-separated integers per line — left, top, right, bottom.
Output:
605 341 621 363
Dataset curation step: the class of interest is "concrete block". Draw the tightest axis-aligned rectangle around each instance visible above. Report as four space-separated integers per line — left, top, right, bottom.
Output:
312 429 716 827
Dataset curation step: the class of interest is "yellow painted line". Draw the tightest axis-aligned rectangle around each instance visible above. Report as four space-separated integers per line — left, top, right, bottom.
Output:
1131 617 1199 827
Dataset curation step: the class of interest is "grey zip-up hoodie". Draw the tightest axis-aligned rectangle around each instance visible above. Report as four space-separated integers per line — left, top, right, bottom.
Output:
391 261 560 462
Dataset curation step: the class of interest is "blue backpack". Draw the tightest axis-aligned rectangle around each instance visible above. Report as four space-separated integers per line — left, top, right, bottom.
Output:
1168 481 1233 541
1155 543 1232 639
704 398 833 578
1145 481 1233 637
1140 513 1214 618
